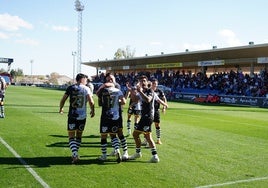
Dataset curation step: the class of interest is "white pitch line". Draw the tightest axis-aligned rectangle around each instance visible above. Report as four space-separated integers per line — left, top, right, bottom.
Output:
196 176 268 188
0 136 50 188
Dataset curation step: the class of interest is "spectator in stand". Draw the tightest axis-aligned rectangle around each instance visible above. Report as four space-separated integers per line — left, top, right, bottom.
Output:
95 69 268 98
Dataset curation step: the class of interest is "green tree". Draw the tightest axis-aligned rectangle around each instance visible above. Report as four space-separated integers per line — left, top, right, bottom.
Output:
10 68 24 77
114 45 135 59
114 48 124 59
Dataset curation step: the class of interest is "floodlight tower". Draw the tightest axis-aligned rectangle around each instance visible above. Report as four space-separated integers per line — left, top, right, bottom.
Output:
74 0 84 74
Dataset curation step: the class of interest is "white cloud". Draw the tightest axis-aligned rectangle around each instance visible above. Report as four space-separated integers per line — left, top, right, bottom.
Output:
0 13 33 31
15 38 39 46
219 29 242 46
182 29 242 50
219 29 235 38
0 31 8 39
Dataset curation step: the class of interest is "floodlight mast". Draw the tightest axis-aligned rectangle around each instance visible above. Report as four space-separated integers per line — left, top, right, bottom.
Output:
74 0 84 74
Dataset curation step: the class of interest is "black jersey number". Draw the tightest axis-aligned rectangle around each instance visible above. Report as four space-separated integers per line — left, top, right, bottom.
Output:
71 95 84 108
102 94 116 109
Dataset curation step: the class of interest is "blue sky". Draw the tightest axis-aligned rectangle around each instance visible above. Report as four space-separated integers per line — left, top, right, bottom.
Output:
1 0 268 78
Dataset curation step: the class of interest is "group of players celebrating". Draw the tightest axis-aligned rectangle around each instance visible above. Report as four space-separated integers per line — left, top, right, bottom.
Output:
59 73 168 164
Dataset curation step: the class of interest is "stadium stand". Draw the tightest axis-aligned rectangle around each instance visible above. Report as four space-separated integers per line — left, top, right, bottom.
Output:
86 43 268 107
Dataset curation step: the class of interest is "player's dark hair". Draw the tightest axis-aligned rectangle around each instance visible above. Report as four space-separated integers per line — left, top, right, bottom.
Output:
76 73 88 82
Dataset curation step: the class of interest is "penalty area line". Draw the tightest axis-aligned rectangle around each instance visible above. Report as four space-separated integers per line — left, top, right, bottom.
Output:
196 176 268 188
0 136 50 188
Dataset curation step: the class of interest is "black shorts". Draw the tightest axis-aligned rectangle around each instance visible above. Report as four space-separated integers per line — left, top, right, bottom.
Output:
135 116 153 133
118 114 123 129
153 110 160 123
100 117 121 134
127 107 141 116
0 93 4 102
67 117 86 132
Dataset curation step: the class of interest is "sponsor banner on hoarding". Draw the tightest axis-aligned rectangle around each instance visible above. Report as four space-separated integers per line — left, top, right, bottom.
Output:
198 60 224 66
146 62 182 69
220 95 267 107
173 92 268 108
123 65 130 70
257 57 268 64
174 93 196 100
262 98 268 108
123 66 130 70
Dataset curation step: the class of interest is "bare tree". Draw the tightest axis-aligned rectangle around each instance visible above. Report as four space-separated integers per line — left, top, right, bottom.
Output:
49 72 60 85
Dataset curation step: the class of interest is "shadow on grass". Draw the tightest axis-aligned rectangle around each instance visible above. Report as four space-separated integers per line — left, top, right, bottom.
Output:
46 141 101 148
0 155 147 167
6 103 58 108
46 134 101 148
49 134 100 139
0 156 96 167
46 134 136 148
46 141 136 148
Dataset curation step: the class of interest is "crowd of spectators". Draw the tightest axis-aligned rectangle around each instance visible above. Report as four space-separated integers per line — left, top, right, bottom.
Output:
92 69 268 98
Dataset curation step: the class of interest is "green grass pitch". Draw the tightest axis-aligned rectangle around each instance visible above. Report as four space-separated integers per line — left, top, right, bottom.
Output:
0 86 267 188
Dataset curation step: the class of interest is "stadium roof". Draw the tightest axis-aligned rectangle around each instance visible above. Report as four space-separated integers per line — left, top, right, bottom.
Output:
82 43 268 71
